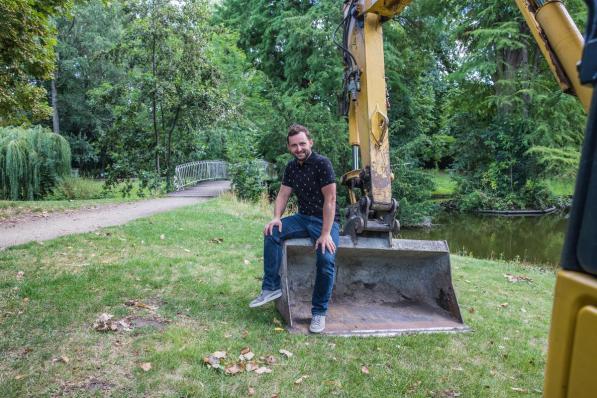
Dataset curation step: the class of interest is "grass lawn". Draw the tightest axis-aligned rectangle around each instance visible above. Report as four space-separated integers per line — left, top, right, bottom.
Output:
0 179 161 221
424 169 575 199
424 169 457 197
0 194 556 397
544 178 575 197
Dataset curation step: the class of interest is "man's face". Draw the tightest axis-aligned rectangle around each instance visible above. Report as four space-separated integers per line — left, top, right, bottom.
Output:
287 132 313 162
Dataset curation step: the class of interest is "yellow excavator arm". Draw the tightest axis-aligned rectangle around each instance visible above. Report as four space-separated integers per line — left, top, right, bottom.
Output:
340 0 593 246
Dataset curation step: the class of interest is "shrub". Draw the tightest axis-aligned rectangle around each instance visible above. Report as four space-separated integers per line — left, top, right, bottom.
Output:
48 177 107 200
229 160 272 202
0 126 71 200
391 162 436 225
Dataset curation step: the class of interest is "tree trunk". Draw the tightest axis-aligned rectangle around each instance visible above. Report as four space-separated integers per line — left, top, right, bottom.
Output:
165 105 181 191
51 78 60 134
151 0 160 176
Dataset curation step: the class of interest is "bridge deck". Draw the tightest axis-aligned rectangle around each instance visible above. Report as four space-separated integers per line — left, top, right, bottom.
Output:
167 180 231 198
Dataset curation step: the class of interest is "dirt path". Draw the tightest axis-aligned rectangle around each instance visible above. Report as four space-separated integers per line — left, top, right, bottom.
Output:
0 180 230 249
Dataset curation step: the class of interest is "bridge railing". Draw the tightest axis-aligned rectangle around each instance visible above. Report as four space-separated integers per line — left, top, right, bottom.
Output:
173 159 276 191
174 160 228 191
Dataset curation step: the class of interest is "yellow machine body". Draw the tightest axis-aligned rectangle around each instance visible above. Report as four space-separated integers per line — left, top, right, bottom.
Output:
543 271 597 398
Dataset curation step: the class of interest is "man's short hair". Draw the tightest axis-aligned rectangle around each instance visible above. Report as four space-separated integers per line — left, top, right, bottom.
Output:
287 124 312 143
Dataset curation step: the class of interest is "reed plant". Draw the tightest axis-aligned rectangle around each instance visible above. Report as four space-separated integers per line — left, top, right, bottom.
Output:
0 126 71 200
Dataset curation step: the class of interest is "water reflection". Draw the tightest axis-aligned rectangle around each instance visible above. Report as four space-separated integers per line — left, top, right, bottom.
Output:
397 212 568 266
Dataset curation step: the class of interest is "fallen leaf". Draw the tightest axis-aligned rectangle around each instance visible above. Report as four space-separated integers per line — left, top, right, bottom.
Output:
504 273 533 283
254 367 272 375
468 307 475 314
16 271 24 280
240 347 251 355
243 352 255 361
93 313 119 332
511 387 529 393
248 387 256 396
294 375 309 385
273 318 282 326
242 330 249 338
279 349 293 358
243 259 250 265
500 303 509 308
225 363 242 375
213 351 227 359
51 356 70 364
246 362 259 372
14 374 25 380
209 237 224 244
184 248 191 253
274 327 285 332
23 297 29 304
361 366 369 374
271 395 279 398
160 234 165 240
124 300 157 310
265 355 276 365
203 355 221 368
118 319 132 331
140 362 152 372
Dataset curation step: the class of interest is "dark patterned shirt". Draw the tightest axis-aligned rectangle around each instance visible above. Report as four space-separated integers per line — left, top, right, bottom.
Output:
282 152 339 221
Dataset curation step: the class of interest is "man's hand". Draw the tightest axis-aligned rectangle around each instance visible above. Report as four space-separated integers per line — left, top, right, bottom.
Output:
315 233 336 254
264 218 282 236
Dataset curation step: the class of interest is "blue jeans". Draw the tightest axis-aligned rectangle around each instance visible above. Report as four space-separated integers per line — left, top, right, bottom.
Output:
262 213 340 316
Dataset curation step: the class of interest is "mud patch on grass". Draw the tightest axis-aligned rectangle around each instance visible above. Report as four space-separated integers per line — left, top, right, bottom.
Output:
57 377 116 396
128 316 170 331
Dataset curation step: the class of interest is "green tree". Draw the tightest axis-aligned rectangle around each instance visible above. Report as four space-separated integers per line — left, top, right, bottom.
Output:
88 0 224 190
0 0 75 125
54 0 124 173
440 0 586 209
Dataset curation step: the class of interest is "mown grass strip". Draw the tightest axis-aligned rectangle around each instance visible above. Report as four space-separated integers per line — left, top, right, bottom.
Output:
0 194 555 397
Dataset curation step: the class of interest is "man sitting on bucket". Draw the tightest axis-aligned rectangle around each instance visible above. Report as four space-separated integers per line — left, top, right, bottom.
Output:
249 123 340 333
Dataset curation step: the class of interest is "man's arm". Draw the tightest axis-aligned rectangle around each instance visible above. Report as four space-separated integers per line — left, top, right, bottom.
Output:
264 185 293 235
315 183 337 254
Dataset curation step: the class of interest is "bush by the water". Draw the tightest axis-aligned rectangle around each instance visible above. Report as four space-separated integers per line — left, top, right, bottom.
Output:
392 162 436 226
0 126 71 200
455 177 556 211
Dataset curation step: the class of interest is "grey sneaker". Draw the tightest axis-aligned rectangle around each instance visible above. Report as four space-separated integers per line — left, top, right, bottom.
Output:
309 315 326 333
249 289 282 308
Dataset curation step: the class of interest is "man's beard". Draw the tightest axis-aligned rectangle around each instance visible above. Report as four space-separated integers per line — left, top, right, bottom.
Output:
293 149 311 161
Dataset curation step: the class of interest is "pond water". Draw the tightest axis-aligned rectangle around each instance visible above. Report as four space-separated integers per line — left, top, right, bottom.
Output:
397 212 569 267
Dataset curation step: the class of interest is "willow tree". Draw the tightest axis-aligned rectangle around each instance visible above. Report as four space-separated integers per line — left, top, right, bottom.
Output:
0 126 71 200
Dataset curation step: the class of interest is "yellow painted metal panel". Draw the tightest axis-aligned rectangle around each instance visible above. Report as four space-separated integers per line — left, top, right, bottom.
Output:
513 0 571 92
364 0 412 17
362 12 392 206
544 270 597 398
567 306 597 398
536 1 593 112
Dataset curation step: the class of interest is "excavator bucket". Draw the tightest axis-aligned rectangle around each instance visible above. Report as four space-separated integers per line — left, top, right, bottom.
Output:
276 237 468 336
